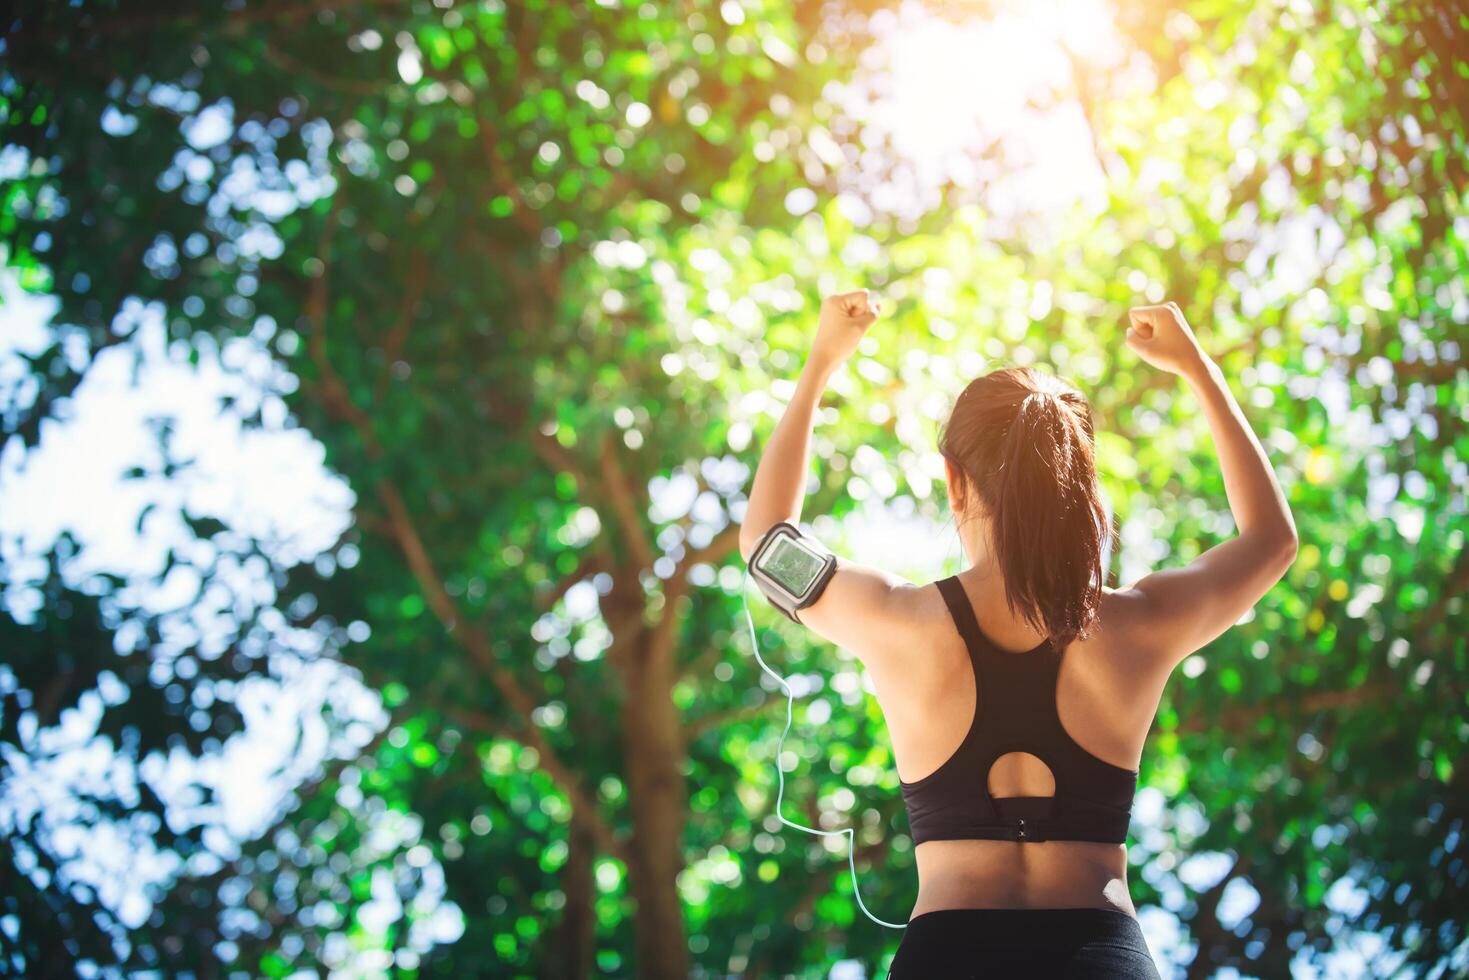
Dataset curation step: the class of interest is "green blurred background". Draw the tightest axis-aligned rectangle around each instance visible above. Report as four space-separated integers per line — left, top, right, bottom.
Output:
0 0 1465 976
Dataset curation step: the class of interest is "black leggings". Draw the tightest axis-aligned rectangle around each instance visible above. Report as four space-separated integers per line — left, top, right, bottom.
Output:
886 907 1161 979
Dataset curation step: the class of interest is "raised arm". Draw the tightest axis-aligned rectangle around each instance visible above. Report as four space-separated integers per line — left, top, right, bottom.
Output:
737 291 926 676
738 290 880 560
1111 303 1299 672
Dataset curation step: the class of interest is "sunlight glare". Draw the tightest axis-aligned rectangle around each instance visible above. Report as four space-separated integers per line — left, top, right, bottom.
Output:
852 0 1122 217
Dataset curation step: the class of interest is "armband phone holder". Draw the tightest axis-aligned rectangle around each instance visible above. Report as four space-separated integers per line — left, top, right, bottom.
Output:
747 522 837 623
737 533 905 929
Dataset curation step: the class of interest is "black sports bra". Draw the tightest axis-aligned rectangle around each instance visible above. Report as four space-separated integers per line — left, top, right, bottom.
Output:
899 576 1140 845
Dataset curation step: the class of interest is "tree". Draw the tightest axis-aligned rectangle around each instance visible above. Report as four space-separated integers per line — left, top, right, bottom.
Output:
2 0 1466 976
3 0 871 974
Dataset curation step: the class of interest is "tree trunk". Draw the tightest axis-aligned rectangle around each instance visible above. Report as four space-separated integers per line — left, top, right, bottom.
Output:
620 641 691 977
541 814 597 980
1184 855 1247 980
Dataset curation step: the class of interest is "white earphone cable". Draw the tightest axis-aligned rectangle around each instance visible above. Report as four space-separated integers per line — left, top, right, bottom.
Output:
739 566 907 930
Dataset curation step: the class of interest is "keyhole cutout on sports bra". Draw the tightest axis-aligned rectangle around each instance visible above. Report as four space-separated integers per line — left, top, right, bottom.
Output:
986 751 1057 798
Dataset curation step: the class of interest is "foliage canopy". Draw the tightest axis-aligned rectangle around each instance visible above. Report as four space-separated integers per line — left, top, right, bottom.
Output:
1 0 1466 976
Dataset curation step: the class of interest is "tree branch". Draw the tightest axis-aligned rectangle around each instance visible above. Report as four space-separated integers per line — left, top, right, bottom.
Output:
1184 852 1252 980
476 115 542 238
1415 544 1469 637
104 0 396 34
685 696 779 741
791 831 895 931
643 522 743 682
680 522 743 576
371 445 628 862
303 199 382 458
679 641 731 685
538 552 607 612
375 248 429 402
598 431 655 572
1169 679 1399 736
531 428 591 486
299 199 628 864
260 39 384 97
439 701 515 742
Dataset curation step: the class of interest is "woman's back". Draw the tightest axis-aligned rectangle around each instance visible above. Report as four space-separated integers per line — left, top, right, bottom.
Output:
878 572 1170 918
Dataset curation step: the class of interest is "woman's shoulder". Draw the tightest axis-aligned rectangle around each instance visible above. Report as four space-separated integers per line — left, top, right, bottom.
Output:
1077 586 1178 682
863 577 967 657
1082 586 1146 644
887 577 958 629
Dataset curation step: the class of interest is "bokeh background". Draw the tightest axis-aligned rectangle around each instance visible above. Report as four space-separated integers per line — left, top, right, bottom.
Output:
1 0 1466 977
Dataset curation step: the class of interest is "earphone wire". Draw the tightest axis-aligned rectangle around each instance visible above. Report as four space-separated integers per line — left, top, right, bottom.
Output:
740 566 907 930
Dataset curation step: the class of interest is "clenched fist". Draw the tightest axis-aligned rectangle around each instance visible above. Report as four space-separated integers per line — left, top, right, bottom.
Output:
810 289 882 373
1126 302 1207 377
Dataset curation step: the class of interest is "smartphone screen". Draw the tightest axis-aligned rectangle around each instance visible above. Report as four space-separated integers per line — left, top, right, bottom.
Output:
758 534 825 596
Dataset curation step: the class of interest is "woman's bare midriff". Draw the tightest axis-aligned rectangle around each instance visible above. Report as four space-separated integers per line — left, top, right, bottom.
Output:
910 838 1138 920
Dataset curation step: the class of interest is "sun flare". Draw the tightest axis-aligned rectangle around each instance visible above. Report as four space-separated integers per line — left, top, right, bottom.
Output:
852 0 1122 214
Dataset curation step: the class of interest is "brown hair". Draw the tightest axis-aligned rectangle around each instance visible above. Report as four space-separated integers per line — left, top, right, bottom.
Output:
938 366 1113 646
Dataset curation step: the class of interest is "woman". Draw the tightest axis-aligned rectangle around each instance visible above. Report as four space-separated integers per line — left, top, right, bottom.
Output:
737 290 1298 978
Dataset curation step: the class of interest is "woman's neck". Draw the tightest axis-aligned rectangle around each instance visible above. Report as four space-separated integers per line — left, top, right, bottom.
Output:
956 518 997 580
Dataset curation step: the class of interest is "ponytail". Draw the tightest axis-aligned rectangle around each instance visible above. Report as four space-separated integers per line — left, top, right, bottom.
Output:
940 368 1111 645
